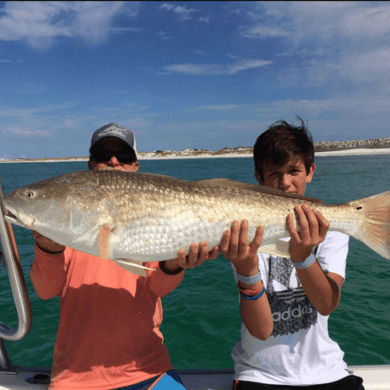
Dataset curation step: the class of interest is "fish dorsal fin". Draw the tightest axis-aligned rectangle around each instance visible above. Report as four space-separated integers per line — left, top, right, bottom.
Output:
113 258 155 277
197 178 323 204
259 240 291 258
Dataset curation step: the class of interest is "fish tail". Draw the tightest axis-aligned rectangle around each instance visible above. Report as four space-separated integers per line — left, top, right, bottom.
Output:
344 191 390 260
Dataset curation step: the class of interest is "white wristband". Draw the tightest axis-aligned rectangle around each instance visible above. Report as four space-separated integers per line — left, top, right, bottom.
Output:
292 253 316 270
236 270 262 285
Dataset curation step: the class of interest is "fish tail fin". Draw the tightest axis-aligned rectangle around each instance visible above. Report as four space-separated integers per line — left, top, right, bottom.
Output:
344 191 390 260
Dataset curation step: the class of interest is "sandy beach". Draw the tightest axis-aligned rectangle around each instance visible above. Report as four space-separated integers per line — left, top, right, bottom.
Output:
140 148 390 160
315 148 390 157
1 147 390 163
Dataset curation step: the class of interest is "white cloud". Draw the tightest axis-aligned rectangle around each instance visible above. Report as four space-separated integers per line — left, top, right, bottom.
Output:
252 94 390 120
242 25 289 39
194 104 246 111
160 3 197 21
242 2 360 43
172 5 197 21
239 2 390 90
63 119 74 128
193 93 390 120
199 16 210 23
164 58 272 75
160 3 174 11
337 48 390 84
157 31 171 40
10 128 51 137
194 50 206 56
0 1 139 49
228 59 272 74
242 2 390 48
0 102 78 121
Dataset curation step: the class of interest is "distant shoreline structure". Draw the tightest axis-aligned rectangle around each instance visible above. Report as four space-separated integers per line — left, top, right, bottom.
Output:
1 137 390 163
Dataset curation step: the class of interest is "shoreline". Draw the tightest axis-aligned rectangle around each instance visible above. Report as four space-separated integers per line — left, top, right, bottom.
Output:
1 148 390 163
315 148 390 156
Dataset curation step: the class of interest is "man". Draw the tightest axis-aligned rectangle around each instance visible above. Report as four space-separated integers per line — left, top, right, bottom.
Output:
220 119 364 389
30 123 218 390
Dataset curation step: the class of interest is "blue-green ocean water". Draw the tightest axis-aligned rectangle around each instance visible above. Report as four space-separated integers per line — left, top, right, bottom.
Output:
1 155 390 369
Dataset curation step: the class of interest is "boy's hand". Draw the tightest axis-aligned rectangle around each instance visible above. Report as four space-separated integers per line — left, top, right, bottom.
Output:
287 204 329 263
32 231 65 254
220 220 263 276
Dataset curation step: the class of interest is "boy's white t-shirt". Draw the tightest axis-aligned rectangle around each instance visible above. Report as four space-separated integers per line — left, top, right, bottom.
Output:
231 231 351 385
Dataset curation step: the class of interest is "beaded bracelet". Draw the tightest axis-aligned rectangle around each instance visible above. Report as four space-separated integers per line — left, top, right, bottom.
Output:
236 270 262 285
292 253 316 270
239 285 266 301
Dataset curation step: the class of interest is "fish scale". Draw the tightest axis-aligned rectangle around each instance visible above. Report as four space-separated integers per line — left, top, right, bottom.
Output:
3 170 390 276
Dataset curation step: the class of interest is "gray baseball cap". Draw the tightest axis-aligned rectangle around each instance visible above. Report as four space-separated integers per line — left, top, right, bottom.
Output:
89 123 137 155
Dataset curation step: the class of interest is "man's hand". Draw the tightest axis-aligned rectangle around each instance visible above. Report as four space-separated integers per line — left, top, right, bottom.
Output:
161 242 220 274
287 204 329 263
220 220 263 276
32 231 65 254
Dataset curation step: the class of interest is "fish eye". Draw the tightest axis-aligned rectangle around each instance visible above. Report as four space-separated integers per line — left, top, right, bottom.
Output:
25 190 36 199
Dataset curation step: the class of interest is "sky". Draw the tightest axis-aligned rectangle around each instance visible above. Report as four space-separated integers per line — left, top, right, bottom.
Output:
1 1 390 159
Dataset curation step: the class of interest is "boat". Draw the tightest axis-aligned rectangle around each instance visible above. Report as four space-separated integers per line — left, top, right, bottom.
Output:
0 180 389 390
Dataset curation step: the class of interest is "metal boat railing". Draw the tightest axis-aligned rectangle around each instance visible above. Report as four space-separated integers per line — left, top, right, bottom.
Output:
0 179 32 371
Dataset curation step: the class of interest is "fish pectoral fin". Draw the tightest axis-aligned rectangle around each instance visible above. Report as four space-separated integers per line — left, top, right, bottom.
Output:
113 258 155 277
99 224 112 259
259 240 290 258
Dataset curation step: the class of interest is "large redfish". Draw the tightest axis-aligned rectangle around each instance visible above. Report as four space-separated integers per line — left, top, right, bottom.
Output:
3 171 390 276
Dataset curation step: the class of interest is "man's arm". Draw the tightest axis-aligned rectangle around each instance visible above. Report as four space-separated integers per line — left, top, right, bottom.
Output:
32 231 65 254
287 204 343 316
30 231 68 300
220 220 273 341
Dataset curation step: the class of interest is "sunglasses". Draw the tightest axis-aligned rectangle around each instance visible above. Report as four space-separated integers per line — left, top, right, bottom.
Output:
90 148 136 164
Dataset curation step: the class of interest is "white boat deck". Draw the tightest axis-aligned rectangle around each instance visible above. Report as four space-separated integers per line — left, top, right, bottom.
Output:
0 366 389 390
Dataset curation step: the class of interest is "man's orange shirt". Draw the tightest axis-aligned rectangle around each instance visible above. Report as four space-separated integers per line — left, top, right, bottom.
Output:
30 245 184 390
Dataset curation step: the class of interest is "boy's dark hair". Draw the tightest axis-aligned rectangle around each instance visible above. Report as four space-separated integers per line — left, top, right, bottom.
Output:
253 117 314 183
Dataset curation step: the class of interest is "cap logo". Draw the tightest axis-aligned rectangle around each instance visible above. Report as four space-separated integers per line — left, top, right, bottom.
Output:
98 125 126 139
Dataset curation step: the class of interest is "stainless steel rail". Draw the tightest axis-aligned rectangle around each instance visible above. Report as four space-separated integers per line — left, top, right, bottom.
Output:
0 178 32 371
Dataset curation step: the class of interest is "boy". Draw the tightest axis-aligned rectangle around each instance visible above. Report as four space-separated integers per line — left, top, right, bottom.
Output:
220 119 364 389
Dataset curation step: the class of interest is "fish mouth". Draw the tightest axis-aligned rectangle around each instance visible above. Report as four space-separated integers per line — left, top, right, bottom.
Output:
3 205 35 229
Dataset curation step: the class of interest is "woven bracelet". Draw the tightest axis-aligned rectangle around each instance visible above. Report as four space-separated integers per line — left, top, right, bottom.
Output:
236 270 262 285
292 253 316 270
